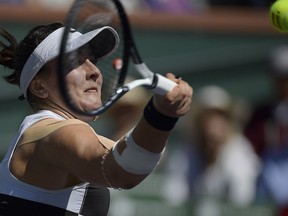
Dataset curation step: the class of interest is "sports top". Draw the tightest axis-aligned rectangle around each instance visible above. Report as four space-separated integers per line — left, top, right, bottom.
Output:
0 110 110 216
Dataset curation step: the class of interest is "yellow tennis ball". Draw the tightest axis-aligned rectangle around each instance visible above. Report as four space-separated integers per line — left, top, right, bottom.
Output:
270 0 288 32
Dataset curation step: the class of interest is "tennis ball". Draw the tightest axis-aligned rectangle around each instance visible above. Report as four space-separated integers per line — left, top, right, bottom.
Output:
270 0 288 32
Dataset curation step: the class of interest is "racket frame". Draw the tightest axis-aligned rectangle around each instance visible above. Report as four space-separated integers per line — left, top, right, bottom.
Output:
58 0 176 116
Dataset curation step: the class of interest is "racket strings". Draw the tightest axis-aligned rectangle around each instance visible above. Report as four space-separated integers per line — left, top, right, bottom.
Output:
64 0 126 105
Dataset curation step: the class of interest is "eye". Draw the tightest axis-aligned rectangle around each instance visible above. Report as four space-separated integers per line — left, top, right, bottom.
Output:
89 55 98 65
79 45 98 64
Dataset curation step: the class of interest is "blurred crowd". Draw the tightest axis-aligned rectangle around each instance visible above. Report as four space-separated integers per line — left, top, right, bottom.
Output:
164 45 288 216
244 46 288 216
0 0 273 12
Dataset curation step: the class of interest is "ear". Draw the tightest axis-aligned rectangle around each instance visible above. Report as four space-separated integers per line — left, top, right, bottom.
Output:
29 78 49 99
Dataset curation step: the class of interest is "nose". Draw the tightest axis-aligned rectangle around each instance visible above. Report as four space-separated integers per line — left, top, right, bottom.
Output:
85 59 101 82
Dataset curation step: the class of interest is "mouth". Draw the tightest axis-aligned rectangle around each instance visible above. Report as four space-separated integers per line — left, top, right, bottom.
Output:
84 87 98 93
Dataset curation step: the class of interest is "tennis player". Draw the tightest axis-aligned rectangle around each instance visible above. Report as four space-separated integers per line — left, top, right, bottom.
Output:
0 23 192 215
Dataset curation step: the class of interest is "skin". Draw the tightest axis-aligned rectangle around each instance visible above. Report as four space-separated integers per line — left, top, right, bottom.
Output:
198 111 232 165
10 56 193 190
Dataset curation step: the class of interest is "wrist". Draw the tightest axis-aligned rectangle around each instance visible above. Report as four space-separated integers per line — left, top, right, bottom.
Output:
143 98 178 131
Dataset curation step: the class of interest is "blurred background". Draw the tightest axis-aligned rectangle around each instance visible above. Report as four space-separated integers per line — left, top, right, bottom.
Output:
1 0 288 215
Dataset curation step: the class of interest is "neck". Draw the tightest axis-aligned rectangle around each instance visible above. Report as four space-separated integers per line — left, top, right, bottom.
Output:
42 102 75 119
41 100 96 122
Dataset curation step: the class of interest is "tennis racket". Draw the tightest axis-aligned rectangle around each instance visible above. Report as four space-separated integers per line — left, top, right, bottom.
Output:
58 0 177 116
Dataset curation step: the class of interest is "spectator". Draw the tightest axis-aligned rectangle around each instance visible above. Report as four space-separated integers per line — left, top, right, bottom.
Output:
245 45 288 215
0 0 25 5
164 85 260 208
145 0 192 12
207 0 272 8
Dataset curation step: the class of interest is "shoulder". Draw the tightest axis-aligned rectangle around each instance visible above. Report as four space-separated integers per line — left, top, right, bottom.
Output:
43 119 98 144
221 134 260 165
39 119 114 155
224 134 254 154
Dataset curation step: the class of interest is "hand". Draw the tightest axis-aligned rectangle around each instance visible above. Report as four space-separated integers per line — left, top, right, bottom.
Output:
153 73 192 118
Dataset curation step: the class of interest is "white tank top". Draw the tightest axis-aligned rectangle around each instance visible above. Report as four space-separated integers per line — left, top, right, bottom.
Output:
0 110 110 215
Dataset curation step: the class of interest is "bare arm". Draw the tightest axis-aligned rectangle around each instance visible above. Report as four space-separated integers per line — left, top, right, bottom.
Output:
42 73 192 189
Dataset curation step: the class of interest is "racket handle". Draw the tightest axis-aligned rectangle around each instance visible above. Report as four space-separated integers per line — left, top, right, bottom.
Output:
134 63 177 95
152 74 177 95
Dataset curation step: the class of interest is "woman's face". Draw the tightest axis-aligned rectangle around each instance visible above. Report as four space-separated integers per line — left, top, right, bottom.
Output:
38 45 103 115
199 110 231 149
66 58 103 112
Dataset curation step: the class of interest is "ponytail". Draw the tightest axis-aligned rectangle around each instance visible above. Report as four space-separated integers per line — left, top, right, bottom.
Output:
0 23 63 89
0 27 18 84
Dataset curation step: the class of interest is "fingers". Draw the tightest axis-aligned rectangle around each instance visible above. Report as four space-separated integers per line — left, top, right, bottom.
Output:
174 81 193 116
153 73 193 117
166 73 182 84
167 73 193 100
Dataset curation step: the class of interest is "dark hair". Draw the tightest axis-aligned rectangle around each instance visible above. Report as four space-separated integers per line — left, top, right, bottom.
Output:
0 23 63 110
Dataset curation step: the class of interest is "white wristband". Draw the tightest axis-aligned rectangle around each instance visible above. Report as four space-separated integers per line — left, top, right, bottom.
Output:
112 130 164 175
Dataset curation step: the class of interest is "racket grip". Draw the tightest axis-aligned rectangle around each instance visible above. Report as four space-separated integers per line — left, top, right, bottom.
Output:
153 74 177 95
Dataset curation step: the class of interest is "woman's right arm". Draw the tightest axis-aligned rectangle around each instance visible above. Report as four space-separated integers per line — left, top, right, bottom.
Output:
43 73 192 189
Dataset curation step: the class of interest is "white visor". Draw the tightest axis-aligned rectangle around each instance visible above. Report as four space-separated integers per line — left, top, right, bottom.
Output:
20 26 120 98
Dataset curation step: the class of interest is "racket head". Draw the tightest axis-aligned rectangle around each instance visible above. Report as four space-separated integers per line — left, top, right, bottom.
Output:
58 0 131 116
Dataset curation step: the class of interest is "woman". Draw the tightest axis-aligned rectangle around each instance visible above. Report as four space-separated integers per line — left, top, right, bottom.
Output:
0 23 192 215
